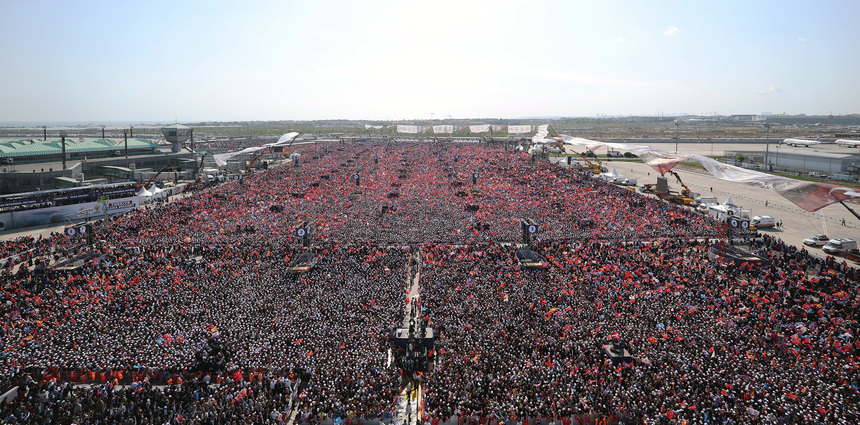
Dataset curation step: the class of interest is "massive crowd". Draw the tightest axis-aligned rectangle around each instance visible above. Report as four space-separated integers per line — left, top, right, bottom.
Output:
1 141 858 424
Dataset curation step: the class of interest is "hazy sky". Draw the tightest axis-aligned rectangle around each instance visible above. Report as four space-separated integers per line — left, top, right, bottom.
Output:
2 0 858 122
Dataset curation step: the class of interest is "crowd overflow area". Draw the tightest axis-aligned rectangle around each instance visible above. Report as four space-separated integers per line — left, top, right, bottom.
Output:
1 141 859 424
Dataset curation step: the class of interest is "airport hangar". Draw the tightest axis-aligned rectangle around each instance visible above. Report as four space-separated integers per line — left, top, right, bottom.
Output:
724 149 860 175
0 124 196 195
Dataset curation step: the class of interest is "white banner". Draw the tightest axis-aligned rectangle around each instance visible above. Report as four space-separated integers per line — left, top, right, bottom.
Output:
469 124 491 133
397 125 420 134
508 125 532 134
0 197 139 230
492 125 505 132
536 127 860 212
364 124 384 130
432 125 455 134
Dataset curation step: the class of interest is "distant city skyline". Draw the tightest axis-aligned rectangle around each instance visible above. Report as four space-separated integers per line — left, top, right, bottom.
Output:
1 0 858 122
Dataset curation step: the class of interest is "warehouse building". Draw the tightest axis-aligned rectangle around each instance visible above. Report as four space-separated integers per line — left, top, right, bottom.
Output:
725 149 860 175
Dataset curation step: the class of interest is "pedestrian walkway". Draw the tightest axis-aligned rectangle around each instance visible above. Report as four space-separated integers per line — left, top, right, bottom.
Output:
396 249 423 425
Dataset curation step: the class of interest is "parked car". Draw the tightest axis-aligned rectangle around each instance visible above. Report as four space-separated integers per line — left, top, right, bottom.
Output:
803 234 830 247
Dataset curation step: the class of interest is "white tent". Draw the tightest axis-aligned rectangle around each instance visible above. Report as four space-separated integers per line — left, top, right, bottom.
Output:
152 186 165 199
724 197 736 206
599 168 623 183
138 187 153 203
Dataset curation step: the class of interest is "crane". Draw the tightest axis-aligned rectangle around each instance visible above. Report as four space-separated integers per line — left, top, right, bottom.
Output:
145 161 175 189
547 125 606 172
668 170 695 198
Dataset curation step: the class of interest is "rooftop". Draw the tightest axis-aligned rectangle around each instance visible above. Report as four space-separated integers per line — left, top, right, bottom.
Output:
0 138 160 158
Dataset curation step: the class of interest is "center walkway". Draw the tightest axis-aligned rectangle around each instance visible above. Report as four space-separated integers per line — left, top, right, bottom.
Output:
396 249 423 425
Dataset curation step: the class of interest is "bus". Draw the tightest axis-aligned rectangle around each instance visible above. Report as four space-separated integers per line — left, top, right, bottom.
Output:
0 182 140 231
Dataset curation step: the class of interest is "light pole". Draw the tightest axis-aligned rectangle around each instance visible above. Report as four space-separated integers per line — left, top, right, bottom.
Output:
123 129 128 159
674 121 680 153
129 125 133 138
101 125 105 140
764 123 771 170
60 131 67 170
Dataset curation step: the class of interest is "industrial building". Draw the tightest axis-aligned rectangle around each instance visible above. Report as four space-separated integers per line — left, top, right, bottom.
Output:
725 149 860 176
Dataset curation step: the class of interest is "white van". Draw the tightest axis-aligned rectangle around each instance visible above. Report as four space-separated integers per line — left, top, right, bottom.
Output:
750 215 775 228
822 238 858 255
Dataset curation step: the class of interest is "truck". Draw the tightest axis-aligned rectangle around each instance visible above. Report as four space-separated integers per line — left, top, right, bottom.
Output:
822 238 858 255
844 248 860 263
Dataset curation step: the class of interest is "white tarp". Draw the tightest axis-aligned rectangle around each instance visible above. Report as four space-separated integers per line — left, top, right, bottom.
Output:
213 146 266 167
508 125 533 134
492 125 505 132
432 125 455 134
212 132 300 167
397 125 420 134
273 132 300 146
469 124 491 133
537 125 860 212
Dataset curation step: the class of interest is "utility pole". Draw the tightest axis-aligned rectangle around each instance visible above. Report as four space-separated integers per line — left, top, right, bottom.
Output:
129 125 133 138
101 125 105 140
123 129 129 159
674 121 680 153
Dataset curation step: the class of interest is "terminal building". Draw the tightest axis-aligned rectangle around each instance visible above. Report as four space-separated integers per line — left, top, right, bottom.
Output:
0 125 197 195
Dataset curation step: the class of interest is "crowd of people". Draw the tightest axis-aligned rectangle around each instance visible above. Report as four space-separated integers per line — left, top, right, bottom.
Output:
0 141 857 424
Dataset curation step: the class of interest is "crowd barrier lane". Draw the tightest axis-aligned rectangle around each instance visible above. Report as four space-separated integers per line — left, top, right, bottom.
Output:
0 247 35 267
